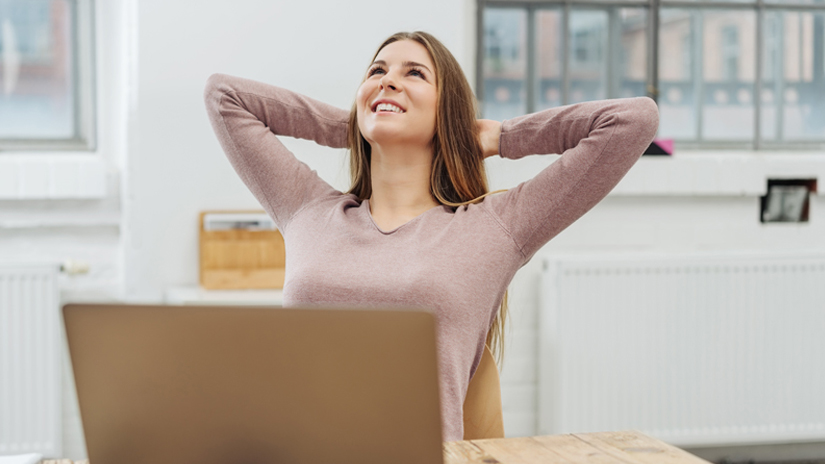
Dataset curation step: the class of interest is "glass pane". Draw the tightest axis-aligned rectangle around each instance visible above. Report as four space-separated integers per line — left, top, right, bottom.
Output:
536 9 562 110
569 9 608 103
482 8 527 121
766 0 825 5
702 10 756 141
762 10 825 141
616 8 648 99
659 9 698 139
663 0 756 3
0 0 74 139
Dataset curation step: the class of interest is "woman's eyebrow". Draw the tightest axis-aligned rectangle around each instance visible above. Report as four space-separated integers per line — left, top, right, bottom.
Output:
370 60 432 74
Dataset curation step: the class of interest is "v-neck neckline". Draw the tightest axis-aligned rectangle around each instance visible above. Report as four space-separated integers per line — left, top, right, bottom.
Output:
363 199 447 235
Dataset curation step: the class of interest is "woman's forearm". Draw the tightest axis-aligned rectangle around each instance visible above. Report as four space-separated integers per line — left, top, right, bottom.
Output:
499 96 659 161
204 73 349 149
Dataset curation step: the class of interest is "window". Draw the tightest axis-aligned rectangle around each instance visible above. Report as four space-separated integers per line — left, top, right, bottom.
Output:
477 0 825 150
0 0 95 151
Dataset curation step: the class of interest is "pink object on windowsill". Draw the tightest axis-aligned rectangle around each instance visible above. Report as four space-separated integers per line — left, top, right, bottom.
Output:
643 138 674 156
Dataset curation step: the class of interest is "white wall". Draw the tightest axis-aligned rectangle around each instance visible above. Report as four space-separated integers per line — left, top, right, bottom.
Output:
3 0 823 459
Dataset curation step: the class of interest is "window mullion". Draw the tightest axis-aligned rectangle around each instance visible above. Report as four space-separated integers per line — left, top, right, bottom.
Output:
649 0 660 103
797 13 802 80
71 0 82 142
755 0 764 149
777 12 786 142
607 6 618 99
476 1 485 112
562 1 571 105
527 5 537 114
694 10 704 142
78 0 96 151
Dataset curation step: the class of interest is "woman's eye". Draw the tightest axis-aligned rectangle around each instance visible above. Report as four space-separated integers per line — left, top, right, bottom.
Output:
368 67 425 79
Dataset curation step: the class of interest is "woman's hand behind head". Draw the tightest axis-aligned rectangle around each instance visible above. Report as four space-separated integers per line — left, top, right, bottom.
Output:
476 119 502 159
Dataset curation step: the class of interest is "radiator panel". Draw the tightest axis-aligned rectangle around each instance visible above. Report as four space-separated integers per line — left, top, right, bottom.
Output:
539 253 825 447
0 265 61 457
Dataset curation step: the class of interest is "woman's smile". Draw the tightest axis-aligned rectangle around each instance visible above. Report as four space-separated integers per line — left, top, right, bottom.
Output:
372 100 406 114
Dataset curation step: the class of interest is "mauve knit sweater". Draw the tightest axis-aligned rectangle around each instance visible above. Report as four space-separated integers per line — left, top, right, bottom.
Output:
204 73 659 442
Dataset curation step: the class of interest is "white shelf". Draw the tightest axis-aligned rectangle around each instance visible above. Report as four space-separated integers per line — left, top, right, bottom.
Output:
165 285 283 306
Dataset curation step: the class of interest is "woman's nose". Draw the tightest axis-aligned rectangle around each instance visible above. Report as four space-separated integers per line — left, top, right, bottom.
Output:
380 73 398 91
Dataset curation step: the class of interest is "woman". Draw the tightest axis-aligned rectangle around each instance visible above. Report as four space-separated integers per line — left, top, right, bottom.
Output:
204 31 659 442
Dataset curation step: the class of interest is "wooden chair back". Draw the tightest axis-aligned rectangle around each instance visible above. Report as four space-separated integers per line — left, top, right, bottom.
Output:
462 344 504 440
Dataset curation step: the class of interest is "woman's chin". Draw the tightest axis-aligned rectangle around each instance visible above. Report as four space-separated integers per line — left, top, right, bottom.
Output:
363 127 409 146
360 122 434 149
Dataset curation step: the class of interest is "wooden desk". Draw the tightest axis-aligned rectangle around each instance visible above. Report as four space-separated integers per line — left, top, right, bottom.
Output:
44 430 710 464
443 430 710 463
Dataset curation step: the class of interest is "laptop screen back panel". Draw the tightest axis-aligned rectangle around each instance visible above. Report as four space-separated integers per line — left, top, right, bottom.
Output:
64 304 444 464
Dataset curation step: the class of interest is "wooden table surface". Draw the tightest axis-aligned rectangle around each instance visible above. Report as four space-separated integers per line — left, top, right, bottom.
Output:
442 430 710 463
44 430 710 464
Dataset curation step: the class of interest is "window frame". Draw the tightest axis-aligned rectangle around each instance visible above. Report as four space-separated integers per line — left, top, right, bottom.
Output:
476 0 825 151
0 0 97 152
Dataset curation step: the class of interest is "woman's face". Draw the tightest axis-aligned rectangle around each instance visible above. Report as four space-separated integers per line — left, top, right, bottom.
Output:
356 39 438 150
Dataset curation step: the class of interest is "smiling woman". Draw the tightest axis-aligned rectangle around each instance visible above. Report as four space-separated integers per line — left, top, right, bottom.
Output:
203 30 659 442
347 33 499 217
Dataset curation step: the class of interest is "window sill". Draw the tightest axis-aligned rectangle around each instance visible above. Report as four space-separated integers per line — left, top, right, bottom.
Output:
0 153 107 199
611 151 825 196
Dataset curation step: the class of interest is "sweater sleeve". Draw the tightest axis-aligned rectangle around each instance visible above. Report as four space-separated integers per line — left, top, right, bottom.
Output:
482 96 659 262
203 73 350 231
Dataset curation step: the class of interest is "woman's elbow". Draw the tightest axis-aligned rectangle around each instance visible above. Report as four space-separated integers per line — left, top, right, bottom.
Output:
203 73 233 111
635 96 660 142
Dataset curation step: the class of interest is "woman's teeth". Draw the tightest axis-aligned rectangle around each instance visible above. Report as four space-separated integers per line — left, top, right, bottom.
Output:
375 103 405 113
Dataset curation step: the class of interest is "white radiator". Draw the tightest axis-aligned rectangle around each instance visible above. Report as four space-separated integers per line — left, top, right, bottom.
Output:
0 264 62 457
539 252 825 447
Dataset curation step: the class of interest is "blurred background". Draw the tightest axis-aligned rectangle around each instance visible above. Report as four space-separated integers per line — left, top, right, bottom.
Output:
0 0 824 462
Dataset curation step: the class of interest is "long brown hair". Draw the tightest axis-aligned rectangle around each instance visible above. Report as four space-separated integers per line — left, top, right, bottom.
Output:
346 31 509 366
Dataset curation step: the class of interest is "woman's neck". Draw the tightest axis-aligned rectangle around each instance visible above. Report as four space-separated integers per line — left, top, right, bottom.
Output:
368 143 439 227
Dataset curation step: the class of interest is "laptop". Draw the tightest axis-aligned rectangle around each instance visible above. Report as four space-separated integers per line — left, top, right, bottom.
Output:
63 303 444 464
